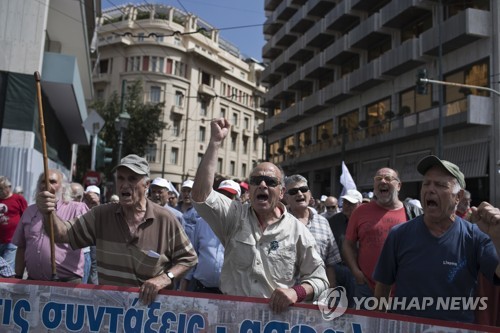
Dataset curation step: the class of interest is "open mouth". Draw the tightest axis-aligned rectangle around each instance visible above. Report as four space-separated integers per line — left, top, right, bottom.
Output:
426 199 438 207
256 194 269 201
295 198 306 203
121 191 132 198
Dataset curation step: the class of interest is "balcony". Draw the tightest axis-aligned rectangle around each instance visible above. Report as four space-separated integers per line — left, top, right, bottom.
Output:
288 35 316 62
380 38 425 76
306 0 336 17
304 52 334 79
325 35 356 65
280 95 493 169
198 84 216 97
349 59 384 92
171 105 185 116
288 4 315 34
325 0 359 32
265 0 282 11
304 17 336 49
261 102 302 134
380 0 432 28
349 13 390 50
323 76 352 103
421 8 490 56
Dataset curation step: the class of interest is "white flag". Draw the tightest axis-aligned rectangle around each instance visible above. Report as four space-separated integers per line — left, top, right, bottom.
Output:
340 161 357 198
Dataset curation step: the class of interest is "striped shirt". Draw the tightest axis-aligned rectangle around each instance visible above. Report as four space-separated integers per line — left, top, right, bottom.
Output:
65 199 197 287
306 207 341 267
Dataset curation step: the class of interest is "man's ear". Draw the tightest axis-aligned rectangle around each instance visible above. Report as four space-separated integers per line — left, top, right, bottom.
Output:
455 189 464 204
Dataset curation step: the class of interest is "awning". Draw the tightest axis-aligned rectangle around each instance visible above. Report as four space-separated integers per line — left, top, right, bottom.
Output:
41 52 89 145
443 142 489 178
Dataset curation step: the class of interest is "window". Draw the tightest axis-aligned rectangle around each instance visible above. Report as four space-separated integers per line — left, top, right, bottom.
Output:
138 32 145 42
201 71 212 86
172 120 180 136
150 86 161 103
444 59 490 103
401 13 432 43
366 98 390 137
217 158 223 173
338 110 359 141
232 113 238 127
399 88 431 115
170 148 179 164
243 138 248 154
200 99 208 116
175 90 184 107
298 129 312 147
230 161 236 175
145 144 157 162
242 163 247 177
151 56 164 72
340 54 359 77
96 89 105 100
220 107 226 119
155 34 164 42
99 59 109 74
166 59 173 74
199 126 206 142
316 120 334 142
174 36 181 46
231 134 237 151
142 56 149 71
244 117 250 129
128 56 141 71
174 61 186 78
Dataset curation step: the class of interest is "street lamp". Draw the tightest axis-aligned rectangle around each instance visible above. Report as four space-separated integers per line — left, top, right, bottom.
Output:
114 111 131 162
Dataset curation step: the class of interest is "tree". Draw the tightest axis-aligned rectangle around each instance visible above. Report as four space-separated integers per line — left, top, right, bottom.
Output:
76 80 165 181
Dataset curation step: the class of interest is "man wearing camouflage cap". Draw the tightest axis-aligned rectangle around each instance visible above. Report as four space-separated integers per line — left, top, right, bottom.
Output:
35 154 197 305
374 155 500 323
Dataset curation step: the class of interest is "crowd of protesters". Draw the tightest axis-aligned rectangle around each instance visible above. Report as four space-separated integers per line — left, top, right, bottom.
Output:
0 118 498 326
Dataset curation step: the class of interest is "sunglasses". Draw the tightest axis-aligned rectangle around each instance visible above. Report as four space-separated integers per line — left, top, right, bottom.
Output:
249 176 280 188
287 186 309 195
326 205 337 210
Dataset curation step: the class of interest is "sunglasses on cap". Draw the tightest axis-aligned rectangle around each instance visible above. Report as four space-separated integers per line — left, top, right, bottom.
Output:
249 176 280 188
287 186 309 195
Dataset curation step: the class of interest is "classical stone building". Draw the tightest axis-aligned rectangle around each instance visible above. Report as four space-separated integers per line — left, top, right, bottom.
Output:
94 4 267 187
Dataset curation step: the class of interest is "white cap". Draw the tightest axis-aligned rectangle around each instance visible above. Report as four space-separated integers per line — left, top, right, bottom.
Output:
181 179 194 189
217 180 241 197
151 177 169 188
341 189 362 204
85 185 100 195
320 195 327 202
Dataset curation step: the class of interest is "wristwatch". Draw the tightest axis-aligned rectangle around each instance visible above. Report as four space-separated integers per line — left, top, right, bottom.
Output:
166 271 175 280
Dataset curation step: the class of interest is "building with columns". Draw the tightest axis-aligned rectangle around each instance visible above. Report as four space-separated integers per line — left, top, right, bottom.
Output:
260 0 497 205
94 4 267 187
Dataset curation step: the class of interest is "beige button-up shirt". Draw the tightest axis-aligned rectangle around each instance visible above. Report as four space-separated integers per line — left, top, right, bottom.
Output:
193 190 329 300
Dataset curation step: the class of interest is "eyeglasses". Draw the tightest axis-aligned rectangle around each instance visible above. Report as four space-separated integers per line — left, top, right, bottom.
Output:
249 176 280 188
326 205 337 210
287 186 309 195
374 175 399 182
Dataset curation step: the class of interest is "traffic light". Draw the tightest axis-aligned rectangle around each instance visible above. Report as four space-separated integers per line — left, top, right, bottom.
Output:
95 138 113 170
416 69 428 95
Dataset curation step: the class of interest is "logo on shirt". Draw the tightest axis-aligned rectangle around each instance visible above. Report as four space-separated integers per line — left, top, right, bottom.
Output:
268 240 279 254
0 203 8 225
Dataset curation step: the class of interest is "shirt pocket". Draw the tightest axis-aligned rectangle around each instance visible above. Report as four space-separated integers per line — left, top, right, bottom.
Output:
135 250 168 282
228 235 255 271
266 244 296 283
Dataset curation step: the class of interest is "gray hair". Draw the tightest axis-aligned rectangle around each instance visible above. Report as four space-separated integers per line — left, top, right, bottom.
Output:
0 176 11 188
35 169 72 203
284 174 308 188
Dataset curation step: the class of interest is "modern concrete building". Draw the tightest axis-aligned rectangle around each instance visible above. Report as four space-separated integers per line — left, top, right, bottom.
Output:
261 0 497 205
94 4 267 187
0 0 99 203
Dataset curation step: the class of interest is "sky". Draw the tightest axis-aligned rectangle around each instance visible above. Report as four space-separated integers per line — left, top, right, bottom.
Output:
102 0 266 61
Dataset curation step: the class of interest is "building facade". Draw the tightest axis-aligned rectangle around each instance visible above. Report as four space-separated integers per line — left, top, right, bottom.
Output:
261 0 498 205
94 4 267 187
0 0 99 203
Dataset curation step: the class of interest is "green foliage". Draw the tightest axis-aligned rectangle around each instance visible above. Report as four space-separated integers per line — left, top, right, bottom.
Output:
79 80 165 179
